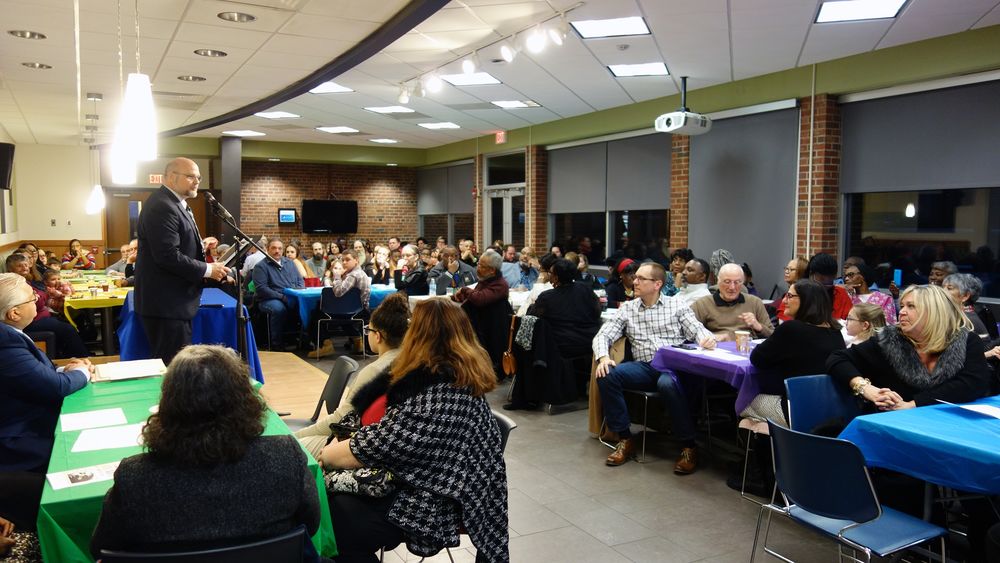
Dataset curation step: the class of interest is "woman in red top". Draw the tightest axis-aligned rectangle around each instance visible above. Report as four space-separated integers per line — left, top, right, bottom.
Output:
61 239 96 270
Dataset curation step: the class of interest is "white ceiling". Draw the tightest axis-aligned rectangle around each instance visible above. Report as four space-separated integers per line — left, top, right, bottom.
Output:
1 0 999 149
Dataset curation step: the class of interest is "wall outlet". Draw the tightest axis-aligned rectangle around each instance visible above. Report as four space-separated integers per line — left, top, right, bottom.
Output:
66 220 71 226
50 219 56 226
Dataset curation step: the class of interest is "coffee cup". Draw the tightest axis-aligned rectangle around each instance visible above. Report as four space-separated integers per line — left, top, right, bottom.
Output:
735 330 751 354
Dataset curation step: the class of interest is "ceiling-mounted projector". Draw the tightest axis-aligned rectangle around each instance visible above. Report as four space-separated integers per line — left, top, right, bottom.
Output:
654 76 711 135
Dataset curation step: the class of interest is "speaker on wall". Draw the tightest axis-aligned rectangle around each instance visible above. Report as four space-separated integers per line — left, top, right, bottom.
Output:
0 143 13 190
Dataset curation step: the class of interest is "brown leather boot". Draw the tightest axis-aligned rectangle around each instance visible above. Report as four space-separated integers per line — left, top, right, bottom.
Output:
605 438 635 466
674 447 698 475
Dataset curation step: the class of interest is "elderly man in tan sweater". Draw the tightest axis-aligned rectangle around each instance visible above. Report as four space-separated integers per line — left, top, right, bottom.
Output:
690 263 774 341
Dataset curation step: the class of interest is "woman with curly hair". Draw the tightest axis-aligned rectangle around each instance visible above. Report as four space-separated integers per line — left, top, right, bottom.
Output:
90 345 320 561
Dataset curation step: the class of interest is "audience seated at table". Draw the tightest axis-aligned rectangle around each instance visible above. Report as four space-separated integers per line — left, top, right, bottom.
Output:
605 258 638 308
17 243 49 280
511 247 539 290
661 248 694 297
105 243 131 276
5 254 89 358
741 262 758 296
844 263 896 324
353 239 372 270
320 299 508 562
393 245 429 296
90 345 321 561
285 244 312 280
452 250 509 308
843 302 886 347
804 253 852 320
41 270 73 318
515 252 557 316
427 246 477 295
943 273 992 339
252 239 305 350
240 236 269 280
306 242 328 278
707 248 735 288
365 245 393 285
458 238 478 267
570 252 604 291
690 263 774 341
419 247 437 271
927 260 957 286
774 256 807 322
593 262 716 473
387 237 401 254
672 258 711 307
60 239 96 271
325 241 342 262
325 250 371 310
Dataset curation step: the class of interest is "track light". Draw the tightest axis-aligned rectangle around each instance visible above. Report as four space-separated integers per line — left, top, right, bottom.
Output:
525 27 547 54
398 85 410 104
462 54 477 74
500 41 517 63
424 74 443 93
548 16 568 46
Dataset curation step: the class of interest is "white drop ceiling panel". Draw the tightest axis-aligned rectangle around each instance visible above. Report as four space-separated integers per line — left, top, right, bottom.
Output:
973 4 1000 27
173 22 274 50
798 20 895 66
300 0 409 24
878 0 999 48
730 0 815 80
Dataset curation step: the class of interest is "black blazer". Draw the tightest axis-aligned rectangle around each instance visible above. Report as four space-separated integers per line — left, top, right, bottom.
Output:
134 186 207 320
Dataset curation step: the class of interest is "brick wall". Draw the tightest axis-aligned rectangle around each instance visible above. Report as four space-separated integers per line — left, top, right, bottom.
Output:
796 94 841 258
526 145 549 251
421 215 448 242
669 134 690 249
472 154 484 250
454 214 475 242
240 161 417 250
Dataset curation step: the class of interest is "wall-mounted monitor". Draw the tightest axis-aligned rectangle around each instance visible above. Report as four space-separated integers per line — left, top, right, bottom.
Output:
301 199 358 233
278 208 297 224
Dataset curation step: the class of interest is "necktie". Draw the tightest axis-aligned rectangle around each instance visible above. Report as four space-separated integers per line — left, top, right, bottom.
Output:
184 205 204 253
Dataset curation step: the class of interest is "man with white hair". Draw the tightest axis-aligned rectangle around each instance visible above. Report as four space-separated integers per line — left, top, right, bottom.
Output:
690 263 773 341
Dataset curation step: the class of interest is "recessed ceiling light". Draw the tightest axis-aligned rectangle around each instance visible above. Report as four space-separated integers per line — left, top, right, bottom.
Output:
84 125 98 132
440 72 501 86
608 62 669 77
816 0 907 23
491 100 540 109
316 126 359 134
254 111 299 119
369 138 399 144
364 106 414 114
22 62 52 69
8 30 46 40
222 130 265 137
571 16 650 39
86 92 103 101
309 81 353 94
418 122 460 130
177 75 206 82
194 48 227 57
386 163 398 167
85 113 99 120
217 11 256 23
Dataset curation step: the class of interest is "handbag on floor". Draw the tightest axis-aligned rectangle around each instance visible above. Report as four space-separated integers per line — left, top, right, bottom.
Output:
502 315 517 377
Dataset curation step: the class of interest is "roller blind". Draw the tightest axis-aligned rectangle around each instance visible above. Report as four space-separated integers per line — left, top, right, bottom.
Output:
548 143 607 213
606 133 671 211
447 164 473 213
416 168 447 215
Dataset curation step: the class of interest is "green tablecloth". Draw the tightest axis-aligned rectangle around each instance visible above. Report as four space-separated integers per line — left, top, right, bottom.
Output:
37 377 337 562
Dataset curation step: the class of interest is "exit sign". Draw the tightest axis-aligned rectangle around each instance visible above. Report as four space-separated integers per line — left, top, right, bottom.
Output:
495 130 506 144
148 174 163 184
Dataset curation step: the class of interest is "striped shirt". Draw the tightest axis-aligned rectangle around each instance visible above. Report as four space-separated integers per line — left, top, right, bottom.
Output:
593 294 713 363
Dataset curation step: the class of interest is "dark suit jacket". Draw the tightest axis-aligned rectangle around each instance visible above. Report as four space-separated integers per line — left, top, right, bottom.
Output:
0 322 88 472
135 186 207 320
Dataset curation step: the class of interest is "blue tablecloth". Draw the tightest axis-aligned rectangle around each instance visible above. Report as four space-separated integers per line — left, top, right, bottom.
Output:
839 396 1000 495
284 285 396 327
117 288 264 383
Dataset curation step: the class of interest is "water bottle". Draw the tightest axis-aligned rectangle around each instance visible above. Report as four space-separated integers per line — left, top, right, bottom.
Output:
428 278 437 296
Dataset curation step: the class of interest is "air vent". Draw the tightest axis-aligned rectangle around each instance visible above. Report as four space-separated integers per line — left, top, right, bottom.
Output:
447 103 497 111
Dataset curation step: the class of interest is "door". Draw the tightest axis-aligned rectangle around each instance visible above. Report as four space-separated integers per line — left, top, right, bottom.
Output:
486 188 525 249
104 189 213 262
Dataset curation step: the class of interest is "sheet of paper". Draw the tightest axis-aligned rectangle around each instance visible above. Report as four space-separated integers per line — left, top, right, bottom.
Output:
60 408 127 432
959 404 1000 419
46 461 121 490
683 347 749 362
94 359 166 382
71 423 146 453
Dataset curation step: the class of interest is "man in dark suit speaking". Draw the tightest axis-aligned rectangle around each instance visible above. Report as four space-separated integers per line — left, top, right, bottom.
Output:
135 157 230 364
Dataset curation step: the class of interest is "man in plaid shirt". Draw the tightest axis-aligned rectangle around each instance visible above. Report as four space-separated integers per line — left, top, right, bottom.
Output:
593 262 716 473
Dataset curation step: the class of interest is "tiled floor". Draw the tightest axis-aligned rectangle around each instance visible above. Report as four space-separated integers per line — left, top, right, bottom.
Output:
307 351 848 562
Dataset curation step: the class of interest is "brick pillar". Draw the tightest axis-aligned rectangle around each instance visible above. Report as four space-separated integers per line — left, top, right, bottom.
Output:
472 154 484 252
796 94 841 258
526 145 548 252
669 134 690 249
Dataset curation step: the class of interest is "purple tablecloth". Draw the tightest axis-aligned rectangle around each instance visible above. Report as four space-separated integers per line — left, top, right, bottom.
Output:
651 341 759 414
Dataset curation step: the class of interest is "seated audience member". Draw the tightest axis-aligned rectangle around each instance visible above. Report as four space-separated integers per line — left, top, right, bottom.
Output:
691 263 774 341
42 270 73 317
296 293 410 460
353 239 372 270
252 239 304 349
114 240 139 288
46 257 62 272
393 245 429 296
827 284 992 412
662 248 694 297
0 513 41 560
6 255 89 358
321 299 508 562
605 259 638 308
306 242 328 278
805 253 852 320
61 239 96 270
326 250 371 310
284 244 312 279
837 256 869 286
775 257 808 322
843 302 886 347
742 263 758 296
105 243 131 276
593 262 717 473
573 253 603 290
928 260 958 286
516 253 557 316
419 248 437 271
744 279 845 427
708 248 735 287
458 239 478 267
90 345 320 561
512 247 539 290
414 236 428 251
435 236 447 251
202 237 219 263
326 241 342 262
529 258 601 355
366 245 394 285
452 250 508 308
427 246 477 295
943 273 991 338
240 236 268 280
844 263 896 324
323 258 344 287
672 258 711 307
387 237 401 254
549 244 563 258
502 244 517 263
17 243 49 279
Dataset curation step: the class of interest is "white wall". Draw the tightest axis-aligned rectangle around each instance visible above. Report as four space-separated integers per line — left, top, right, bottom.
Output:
13 144 102 241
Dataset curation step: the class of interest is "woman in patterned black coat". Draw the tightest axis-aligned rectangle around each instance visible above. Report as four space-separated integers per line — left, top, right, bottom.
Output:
322 298 509 562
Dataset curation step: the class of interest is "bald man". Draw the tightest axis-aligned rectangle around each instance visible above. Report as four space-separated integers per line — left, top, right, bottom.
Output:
135 157 230 364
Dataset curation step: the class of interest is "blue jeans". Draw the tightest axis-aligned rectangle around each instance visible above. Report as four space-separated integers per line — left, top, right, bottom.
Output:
596 361 696 442
258 298 291 347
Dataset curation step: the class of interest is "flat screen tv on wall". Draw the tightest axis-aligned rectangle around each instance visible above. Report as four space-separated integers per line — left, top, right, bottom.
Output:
301 199 358 234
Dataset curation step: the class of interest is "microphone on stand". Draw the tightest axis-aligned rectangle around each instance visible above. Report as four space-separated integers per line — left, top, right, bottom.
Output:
204 192 234 222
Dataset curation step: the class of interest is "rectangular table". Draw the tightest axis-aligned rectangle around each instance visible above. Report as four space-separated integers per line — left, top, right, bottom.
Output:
37 376 337 562
839 396 1000 495
284 285 397 327
117 288 264 383
64 288 132 355
650 340 760 415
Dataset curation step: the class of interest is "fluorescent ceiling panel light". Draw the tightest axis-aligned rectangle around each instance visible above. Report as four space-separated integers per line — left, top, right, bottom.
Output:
816 0 906 22
254 111 299 119
222 130 265 137
440 72 500 86
570 16 650 39
386 163 398 166
316 126 359 134
608 62 669 77
364 106 414 114
491 100 540 109
309 81 353 94
418 122 460 130
369 138 399 144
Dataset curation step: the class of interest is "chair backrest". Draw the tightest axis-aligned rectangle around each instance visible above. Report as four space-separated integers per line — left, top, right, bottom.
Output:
767 420 880 524
320 287 363 317
99 525 305 562
784 374 862 434
311 355 360 421
491 410 517 453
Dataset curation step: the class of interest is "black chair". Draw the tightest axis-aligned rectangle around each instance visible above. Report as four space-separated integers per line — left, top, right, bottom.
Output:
281 355 359 432
461 298 514 380
315 287 366 360
99 525 306 562
750 421 948 563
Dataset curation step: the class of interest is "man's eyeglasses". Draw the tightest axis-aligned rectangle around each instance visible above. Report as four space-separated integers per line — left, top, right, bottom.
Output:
172 172 201 181
633 275 656 283
719 279 744 287
783 267 795 273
